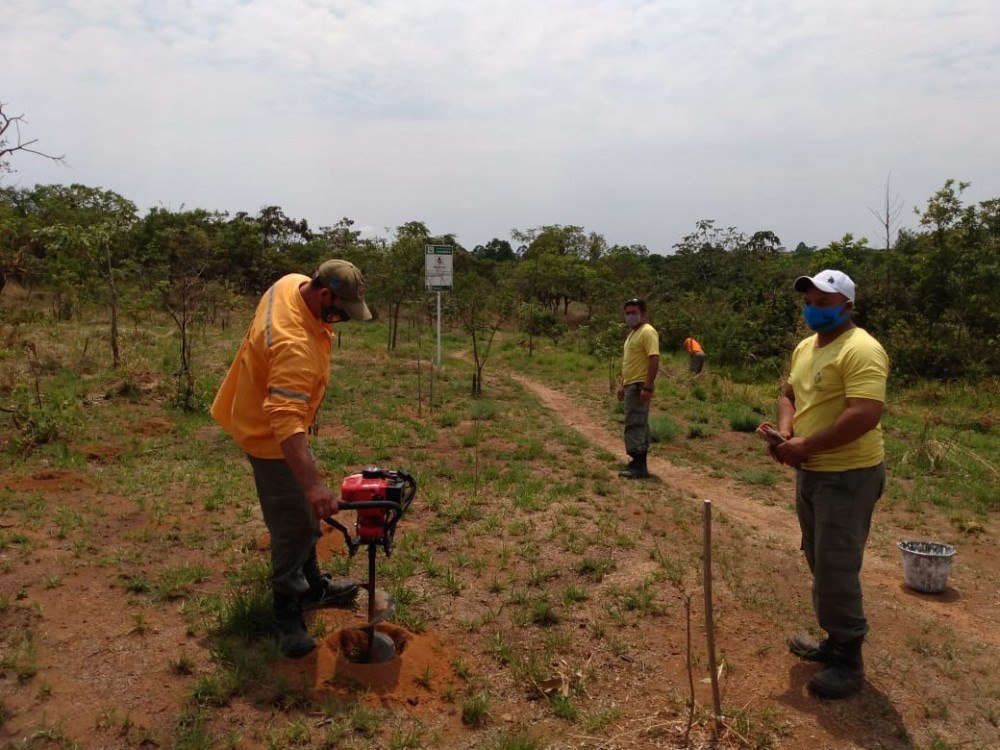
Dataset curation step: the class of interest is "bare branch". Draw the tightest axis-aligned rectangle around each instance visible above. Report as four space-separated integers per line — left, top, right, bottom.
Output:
868 171 904 251
0 101 66 166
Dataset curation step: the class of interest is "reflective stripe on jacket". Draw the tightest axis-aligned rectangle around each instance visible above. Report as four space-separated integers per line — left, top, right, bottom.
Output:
211 274 332 459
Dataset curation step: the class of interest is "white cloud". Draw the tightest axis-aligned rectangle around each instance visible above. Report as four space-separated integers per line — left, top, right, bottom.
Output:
4 0 999 250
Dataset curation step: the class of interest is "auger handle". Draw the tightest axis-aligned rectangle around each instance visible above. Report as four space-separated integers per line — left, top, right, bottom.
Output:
324 500 405 556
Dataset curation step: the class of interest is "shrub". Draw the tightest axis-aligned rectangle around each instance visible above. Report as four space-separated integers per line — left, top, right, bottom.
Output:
726 406 760 433
484 729 544 750
686 424 714 439
649 414 681 443
461 691 491 727
4 393 79 453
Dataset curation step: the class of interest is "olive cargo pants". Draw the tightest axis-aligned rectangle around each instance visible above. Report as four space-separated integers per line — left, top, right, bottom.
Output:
795 463 885 643
622 382 651 456
247 455 321 598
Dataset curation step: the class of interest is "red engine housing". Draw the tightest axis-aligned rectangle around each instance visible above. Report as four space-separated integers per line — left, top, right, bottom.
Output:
341 473 394 542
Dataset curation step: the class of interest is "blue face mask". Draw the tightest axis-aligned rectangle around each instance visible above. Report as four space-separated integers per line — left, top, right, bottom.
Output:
625 313 642 328
803 303 849 332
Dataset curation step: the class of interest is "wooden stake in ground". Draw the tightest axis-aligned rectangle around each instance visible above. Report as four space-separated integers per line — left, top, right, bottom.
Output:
702 499 724 738
683 593 695 746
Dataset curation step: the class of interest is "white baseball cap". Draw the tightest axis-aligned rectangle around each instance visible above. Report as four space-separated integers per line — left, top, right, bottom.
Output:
794 269 855 302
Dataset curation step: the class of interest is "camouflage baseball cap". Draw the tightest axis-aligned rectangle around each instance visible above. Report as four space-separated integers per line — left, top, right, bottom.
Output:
313 260 373 321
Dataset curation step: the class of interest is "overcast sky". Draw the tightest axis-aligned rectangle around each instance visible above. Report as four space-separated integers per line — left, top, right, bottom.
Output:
4 0 999 253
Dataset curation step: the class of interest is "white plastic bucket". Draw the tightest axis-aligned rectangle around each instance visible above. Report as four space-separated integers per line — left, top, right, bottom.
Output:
897 540 957 593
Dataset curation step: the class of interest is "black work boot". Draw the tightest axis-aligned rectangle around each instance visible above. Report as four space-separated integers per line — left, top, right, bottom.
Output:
619 452 650 479
789 633 835 663
301 548 359 610
618 453 638 477
272 592 315 658
808 638 865 699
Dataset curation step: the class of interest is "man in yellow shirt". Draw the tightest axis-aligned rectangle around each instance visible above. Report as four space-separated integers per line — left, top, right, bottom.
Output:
211 259 372 658
772 269 888 699
616 298 659 479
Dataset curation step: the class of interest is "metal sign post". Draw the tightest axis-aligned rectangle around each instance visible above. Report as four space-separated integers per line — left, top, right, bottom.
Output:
425 245 453 369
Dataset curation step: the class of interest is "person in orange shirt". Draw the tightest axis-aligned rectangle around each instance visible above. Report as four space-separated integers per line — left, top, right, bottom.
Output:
211 260 372 658
684 337 705 375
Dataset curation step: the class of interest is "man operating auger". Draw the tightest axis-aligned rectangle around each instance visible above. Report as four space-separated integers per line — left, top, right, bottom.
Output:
211 259 373 658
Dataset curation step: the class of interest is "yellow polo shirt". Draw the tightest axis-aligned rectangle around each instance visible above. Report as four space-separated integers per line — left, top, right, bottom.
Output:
622 324 659 385
211 274 333 459
788 327 888 471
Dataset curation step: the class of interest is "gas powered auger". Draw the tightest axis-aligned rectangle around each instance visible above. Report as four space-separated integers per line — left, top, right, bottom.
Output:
325 467 416 663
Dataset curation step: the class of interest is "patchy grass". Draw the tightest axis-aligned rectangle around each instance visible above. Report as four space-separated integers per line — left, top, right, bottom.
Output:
0 296 997 750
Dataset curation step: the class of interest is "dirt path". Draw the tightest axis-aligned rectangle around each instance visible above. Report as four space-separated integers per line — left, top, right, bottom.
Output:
511 375 1000 651
511 375 799 537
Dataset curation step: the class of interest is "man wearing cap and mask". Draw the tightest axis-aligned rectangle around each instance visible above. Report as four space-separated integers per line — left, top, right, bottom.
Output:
771 269 888 699
616 297 659 479
211 260 373 658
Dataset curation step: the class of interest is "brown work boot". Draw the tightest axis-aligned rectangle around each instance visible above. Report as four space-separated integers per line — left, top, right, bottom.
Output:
789 633 834 663
808 638 864 699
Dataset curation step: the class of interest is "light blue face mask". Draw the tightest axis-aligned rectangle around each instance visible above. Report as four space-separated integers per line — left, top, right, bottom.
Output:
625 313 642 327
803 303 849 332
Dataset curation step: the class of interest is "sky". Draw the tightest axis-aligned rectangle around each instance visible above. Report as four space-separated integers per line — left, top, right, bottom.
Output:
3 0 999 254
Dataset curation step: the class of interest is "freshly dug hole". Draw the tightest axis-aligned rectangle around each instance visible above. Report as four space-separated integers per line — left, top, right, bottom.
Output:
324 623 411 692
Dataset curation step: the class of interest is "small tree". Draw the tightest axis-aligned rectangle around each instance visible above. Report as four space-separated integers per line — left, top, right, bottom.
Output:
32 187 138 365
158 225 213 410
37 224 130 366
869 172 904 251
369 222 432 351
519 302 565 355
449 273 513 396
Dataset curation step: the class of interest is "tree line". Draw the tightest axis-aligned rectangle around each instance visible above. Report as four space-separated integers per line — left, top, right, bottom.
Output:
1 179 997 390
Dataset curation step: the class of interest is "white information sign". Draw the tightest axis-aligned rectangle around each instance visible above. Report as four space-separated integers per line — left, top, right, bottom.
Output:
425 245 453 291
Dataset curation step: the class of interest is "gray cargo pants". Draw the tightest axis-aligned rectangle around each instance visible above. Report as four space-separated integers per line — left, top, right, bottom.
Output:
247 456 321 598
796 463 885 643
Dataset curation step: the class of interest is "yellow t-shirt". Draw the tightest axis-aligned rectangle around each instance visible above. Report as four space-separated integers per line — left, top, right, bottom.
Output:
210 274 333 459
788 327 888 471
622 324 659 385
